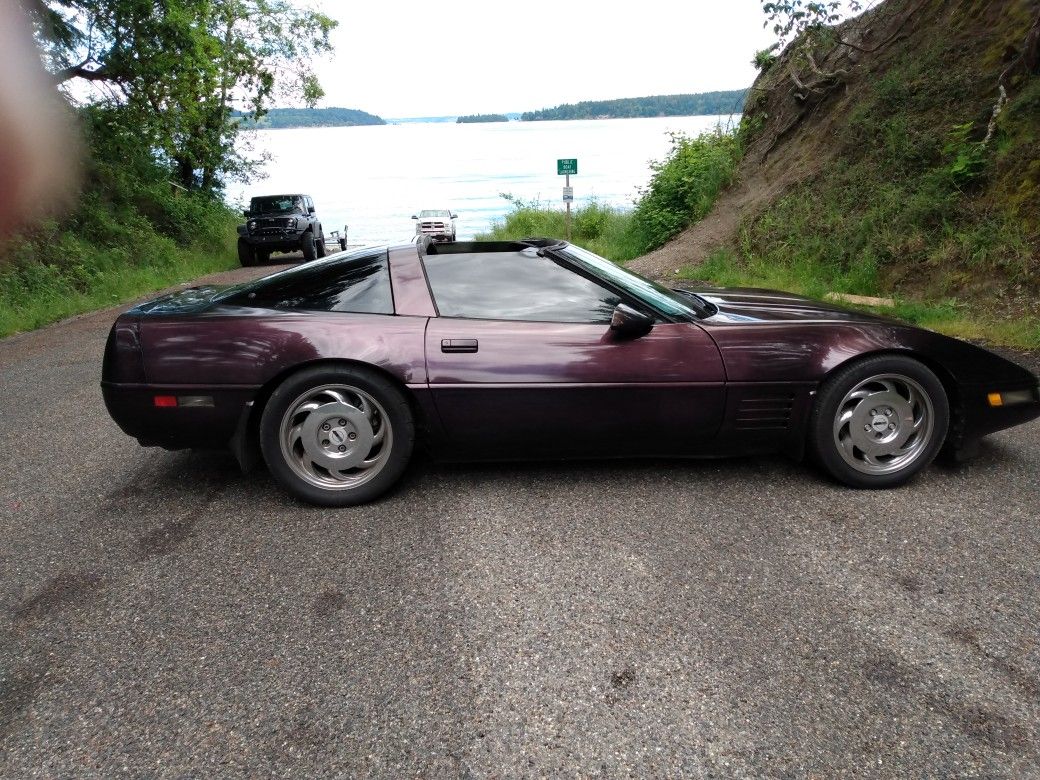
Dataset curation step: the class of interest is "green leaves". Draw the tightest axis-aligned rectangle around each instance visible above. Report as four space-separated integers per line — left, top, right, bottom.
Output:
761 1 862 47
944 122 988 187
34 0 338 192
629 130 742 251
753 44 781 72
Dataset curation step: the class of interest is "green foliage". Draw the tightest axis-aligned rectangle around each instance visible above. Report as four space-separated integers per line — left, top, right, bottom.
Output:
753 44 780 72
456 114 509 124
628 130 742 251
237 107 385 129
31 0 337 192
483 126 742 262
0 107 238 337
761 1 863 47
483 127 743 264
521 91 747 121
478 199 643 262
943 123 988 186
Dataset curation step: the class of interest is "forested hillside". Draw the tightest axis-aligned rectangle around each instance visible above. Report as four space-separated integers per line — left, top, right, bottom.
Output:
236 107 384 129
521 90 747 121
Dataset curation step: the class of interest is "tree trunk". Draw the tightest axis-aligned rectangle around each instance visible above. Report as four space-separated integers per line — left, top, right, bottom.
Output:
176 158 195 190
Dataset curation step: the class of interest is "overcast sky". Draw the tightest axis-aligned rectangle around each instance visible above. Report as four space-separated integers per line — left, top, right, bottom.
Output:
310 1 777 118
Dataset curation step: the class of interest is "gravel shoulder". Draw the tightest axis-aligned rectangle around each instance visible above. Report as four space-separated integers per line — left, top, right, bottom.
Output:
2 268 1040 777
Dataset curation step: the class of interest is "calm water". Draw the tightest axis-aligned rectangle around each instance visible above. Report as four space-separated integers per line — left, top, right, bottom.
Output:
225 115 736 246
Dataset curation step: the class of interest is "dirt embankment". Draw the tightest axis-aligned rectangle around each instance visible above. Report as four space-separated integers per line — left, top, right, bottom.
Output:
630 0 1040 285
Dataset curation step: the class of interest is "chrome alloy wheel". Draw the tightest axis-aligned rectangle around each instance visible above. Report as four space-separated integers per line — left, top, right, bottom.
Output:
832 373 935 476
279 384 393 490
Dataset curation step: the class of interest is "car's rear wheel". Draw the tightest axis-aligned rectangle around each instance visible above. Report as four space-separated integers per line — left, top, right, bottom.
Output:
237 238 256 267
301 232 317 261
808 355 948 488
259 366 414 506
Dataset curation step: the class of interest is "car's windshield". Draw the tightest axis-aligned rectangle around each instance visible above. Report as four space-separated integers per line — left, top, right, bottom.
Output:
554 244 707 319
419 210 450 218
250 195 302 214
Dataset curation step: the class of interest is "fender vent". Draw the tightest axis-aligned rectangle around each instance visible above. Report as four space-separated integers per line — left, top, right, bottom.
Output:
735 392 796 431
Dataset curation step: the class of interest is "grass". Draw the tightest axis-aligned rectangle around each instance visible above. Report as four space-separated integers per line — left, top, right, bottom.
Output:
683 249 1040 349
0 239 236 336
477 199 643 261
0 137 240 338
0 203 239 337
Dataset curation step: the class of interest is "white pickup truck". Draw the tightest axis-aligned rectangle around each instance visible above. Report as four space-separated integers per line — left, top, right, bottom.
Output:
412 209 457 242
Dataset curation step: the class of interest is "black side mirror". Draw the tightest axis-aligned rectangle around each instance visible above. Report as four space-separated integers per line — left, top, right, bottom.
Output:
411 215 418 219
609 303 654 339
308 206 315 214
243 210 250 217
450 213 458 219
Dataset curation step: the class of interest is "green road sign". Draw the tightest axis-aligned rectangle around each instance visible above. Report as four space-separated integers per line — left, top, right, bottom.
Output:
557 158 578 175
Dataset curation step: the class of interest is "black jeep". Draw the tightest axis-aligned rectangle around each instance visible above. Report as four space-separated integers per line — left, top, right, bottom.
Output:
237 194 325 266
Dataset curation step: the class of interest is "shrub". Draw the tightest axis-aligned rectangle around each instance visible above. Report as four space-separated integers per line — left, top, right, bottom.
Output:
628 129 741 251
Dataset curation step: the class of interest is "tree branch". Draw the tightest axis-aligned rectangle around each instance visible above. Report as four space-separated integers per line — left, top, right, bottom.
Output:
53 60 113 84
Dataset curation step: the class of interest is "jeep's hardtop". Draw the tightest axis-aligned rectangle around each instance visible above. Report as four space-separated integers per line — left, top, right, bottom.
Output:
249 195 307 215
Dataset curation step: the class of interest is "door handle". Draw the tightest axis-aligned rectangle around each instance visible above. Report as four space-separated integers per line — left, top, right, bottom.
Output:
441 338 478 354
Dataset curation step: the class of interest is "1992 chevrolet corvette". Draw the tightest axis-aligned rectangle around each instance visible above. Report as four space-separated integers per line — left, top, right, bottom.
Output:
103 238 1040 506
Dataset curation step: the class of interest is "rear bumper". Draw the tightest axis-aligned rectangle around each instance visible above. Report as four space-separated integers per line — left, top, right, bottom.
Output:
102 382 257 449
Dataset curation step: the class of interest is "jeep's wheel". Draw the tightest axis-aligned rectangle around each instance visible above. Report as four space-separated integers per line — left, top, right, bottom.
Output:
256 249 270 264
237 238 256 267
301 232 316 261
316 231 327 258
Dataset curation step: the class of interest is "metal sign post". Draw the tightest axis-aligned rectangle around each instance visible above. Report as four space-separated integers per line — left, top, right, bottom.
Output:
558 158 577 241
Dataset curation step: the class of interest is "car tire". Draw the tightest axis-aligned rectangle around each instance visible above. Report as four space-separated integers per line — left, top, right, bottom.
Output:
237 238 256 267
259 365 415 506
316 231 326 258
808 354 949 488
301 232 317 262
256 249 270 264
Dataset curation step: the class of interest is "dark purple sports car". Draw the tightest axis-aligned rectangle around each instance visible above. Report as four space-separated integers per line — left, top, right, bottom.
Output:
103 238 1040 506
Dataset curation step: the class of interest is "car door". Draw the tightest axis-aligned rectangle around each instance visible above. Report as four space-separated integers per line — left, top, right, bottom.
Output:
422 247 726 459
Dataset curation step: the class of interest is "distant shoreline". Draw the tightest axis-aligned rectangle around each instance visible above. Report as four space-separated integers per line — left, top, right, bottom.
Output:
520 90 747 122
234 106 385 130
235 91 748 129
251 112 740 130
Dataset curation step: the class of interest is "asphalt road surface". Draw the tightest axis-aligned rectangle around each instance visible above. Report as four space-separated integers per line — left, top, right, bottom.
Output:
2 265 1040 778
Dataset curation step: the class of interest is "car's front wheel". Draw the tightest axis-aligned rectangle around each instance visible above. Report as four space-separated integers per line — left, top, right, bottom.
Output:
316 230 326 258
808 355 949 488
259 366 415 506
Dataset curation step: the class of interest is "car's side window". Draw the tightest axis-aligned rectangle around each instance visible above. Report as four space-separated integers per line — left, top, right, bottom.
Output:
423 250 622 323
230 249 394 314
